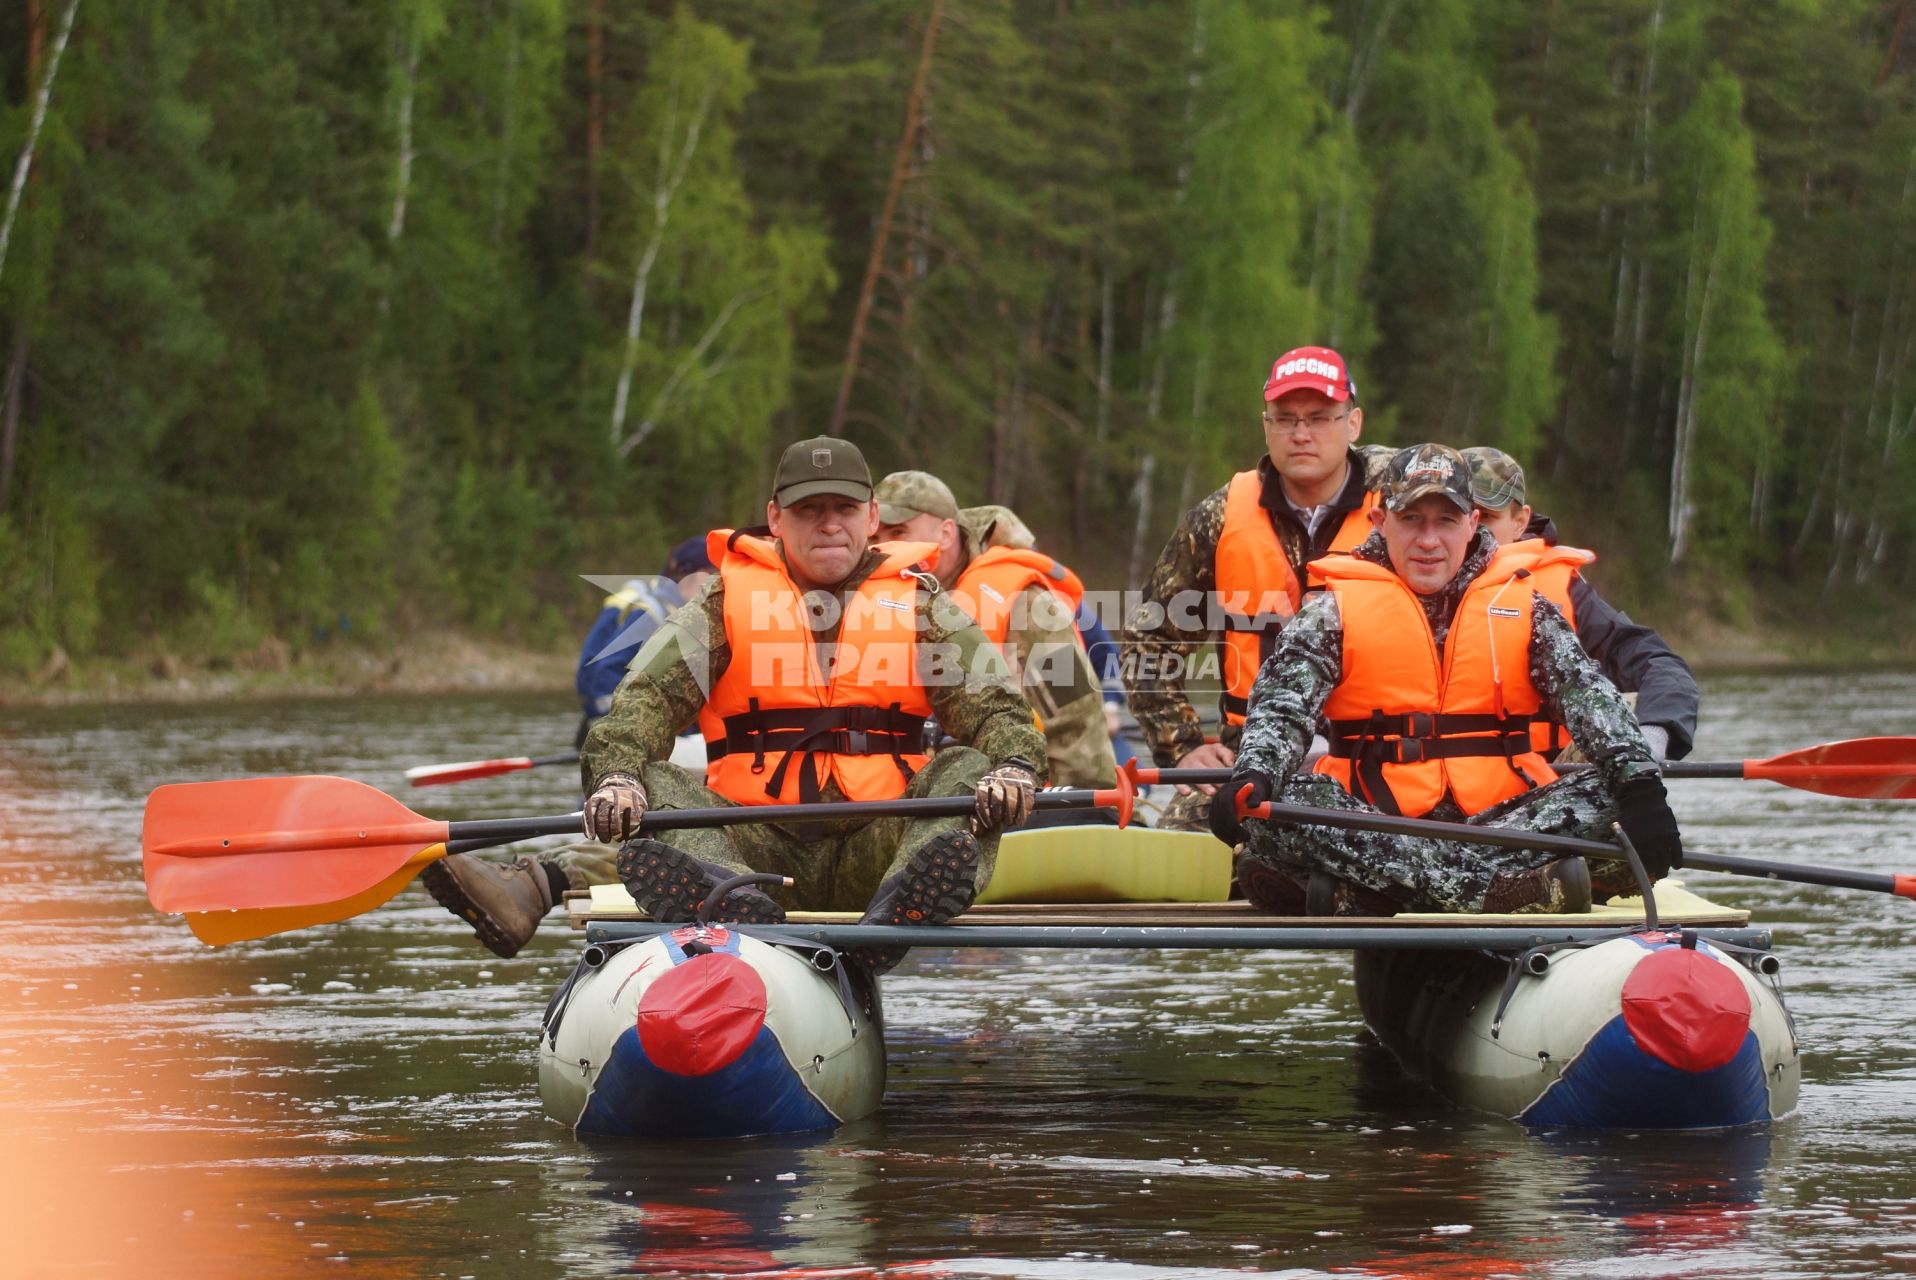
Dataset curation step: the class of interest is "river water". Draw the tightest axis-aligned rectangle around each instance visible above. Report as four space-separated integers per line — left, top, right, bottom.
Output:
2 672 1914 1278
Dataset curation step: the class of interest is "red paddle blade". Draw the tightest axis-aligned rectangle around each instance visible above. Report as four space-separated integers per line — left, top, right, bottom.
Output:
1749 737 1916 800
143 776 444 914
405 757 533 787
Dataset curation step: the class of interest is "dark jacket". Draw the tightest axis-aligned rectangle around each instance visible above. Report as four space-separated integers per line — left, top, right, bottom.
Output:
1526 512 1699 759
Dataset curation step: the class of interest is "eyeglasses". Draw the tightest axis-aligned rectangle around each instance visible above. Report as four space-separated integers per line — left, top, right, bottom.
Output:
1267 409 1351 433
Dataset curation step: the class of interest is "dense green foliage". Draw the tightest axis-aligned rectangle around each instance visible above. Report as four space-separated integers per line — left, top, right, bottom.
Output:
2 0 1912 669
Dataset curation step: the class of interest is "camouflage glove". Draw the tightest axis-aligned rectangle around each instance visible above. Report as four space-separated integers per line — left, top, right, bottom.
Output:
973 760 1039 832
1207 769 1273 847
1616 775 1683 881
583 772 647 843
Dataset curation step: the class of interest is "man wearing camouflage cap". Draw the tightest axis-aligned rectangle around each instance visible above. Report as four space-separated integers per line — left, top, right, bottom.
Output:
579 436 1047 981
874 470 1117 791
1462 446 1699 769
1208 443 1685 917
1121 345 1384 830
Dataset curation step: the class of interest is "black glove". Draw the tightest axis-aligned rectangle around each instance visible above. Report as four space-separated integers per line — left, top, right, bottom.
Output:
1208 770 1275 847
1617 775 1683 881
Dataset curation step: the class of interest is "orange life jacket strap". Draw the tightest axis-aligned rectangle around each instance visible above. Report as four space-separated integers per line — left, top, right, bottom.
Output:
1325 732 1536 764
1326 711 1542 740
709 702 927 803
1329 709 1542 816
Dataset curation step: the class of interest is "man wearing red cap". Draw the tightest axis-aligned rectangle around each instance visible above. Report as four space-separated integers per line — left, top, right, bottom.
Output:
1121 345 1383 829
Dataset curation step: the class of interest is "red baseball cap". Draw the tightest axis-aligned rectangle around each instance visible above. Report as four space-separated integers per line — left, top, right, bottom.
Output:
1263 346 1355 403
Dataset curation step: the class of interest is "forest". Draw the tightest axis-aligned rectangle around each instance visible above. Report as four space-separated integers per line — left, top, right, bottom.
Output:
2 0 1913 675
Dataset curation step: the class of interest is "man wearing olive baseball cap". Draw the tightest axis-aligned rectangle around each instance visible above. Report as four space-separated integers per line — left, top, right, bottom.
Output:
1122 343 1385 832
578 435 1047 985
1208 442 1685 920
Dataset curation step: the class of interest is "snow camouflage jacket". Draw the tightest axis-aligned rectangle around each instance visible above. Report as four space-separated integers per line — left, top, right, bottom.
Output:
1233 526 1664 800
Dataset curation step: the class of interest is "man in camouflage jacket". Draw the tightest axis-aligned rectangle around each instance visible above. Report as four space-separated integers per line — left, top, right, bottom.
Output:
580 437 1046 978
1122 346 1387 828
1210 444 1686 916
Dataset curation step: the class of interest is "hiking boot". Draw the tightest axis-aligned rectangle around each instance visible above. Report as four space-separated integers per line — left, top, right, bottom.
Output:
1235 852 1308 914
1482 857 1593 915
1303 871 1398 918
844 829 981 982
615 838 786 925
422 854 554 959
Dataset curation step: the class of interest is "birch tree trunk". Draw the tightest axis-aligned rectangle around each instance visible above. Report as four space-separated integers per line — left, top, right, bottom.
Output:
1126 452 1158 586
387 14 422 246
616 287 766 458
608 84 715 445
0 0 79 293
1073 263 1114 546
1669 200 1724 565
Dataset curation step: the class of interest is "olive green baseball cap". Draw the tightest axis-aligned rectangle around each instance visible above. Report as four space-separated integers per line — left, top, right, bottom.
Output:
1460 446 1527 511
772 436 873 506
1382 443 1474 513
874 470 959 524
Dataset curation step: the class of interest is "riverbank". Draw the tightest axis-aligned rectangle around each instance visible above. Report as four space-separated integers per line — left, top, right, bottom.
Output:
0 611 1910 710
0 632 577 708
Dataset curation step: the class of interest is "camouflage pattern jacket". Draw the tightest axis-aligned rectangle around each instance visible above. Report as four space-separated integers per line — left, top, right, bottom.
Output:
1122 446 1389 766
582 542 1047 797
1234 527 1662 797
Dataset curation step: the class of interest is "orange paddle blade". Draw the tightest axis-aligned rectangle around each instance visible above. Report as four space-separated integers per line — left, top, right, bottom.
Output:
183 844 448 946
1746 737 1916 800
143 776 446 914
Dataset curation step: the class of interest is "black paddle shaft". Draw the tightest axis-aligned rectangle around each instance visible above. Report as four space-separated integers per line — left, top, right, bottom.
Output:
440 787 1114 845
1155 762 1745 783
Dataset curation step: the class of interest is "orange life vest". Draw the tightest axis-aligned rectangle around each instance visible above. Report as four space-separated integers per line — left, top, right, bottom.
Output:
1499 537 1589 754
698 530 939 806
1307 540 1595 817
950 547 1086 651
1215 469 1376 724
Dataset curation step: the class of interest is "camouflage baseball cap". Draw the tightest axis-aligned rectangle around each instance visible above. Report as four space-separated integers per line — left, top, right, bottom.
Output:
1382 443 1474 513
1460 446 1527 511
874 470 958 524
772 436 873 506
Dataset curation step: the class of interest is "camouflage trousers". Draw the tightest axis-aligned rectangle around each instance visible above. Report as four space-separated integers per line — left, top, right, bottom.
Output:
1156 788 1213 832
1240 771 1623 914
547 747 997 914
540 840 622 893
